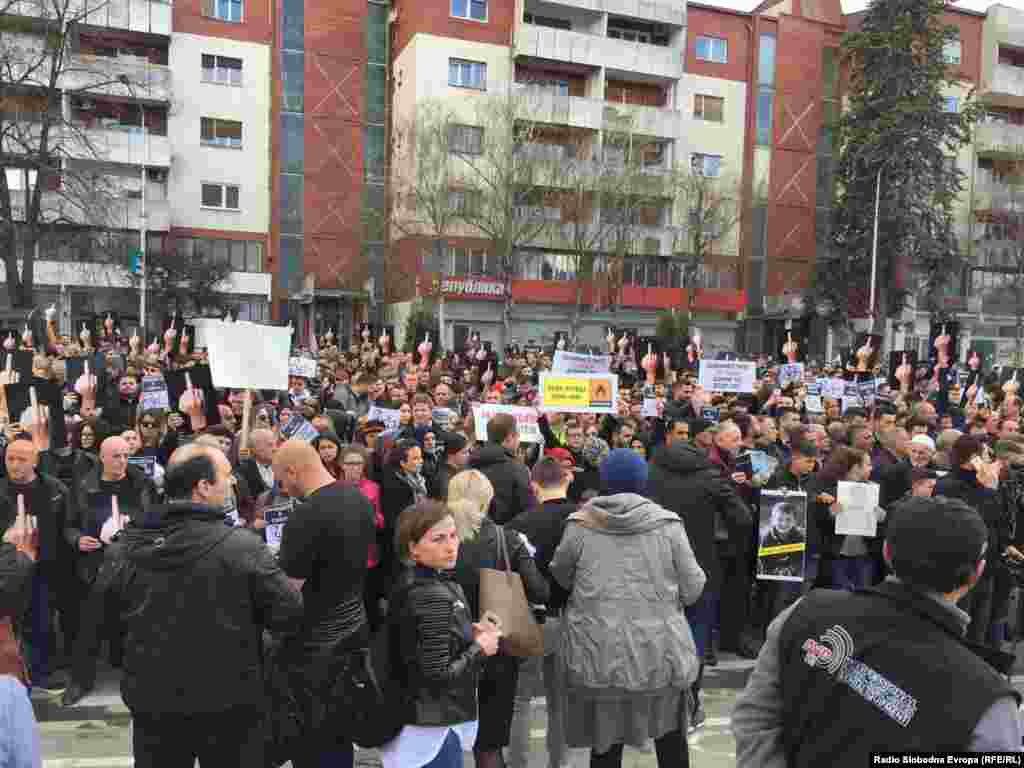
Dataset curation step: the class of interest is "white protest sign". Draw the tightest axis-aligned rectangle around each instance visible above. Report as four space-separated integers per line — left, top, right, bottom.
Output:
552 350 612 375
368 406 402 431
288 357 318 379
473 404 541 443
140 376 169 411
824 378 847 400
205 321 291 391
698 360 757 394
835 481 880 537
778 363 805 388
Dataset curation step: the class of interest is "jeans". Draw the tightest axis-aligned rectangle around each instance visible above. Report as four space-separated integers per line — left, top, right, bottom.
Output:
508 617 568 768
424 730 464 768
27 570 51 687
131 708 265 768
684 590 719 660
589 730 689 768
767 555 820 622
292 745 354 768
829 556 877 592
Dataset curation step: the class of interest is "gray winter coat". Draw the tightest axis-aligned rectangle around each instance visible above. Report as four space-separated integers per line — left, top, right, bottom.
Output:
550 493 706 694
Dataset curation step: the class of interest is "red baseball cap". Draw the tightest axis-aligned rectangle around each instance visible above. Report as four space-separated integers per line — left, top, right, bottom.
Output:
546 447 575 466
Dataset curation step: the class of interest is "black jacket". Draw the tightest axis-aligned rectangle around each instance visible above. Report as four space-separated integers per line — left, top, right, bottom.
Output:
0 473 71 568
0 543 32 622
646 443 752 592
238 458 273 498
470 444 532 524
391 566 485 727
76 502 302 712
935 468 1006 566
65 464 155 584
507 498 576 616
430 462 459 501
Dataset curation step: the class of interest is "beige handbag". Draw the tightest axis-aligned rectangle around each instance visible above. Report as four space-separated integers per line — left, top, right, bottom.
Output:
478 527 544 657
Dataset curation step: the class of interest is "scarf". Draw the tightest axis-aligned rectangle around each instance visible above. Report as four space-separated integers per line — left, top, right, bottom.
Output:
398 469 427 501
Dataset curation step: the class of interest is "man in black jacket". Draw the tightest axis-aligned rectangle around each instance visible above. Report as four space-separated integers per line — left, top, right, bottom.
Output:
430 432 469 500
471 413 532 524
647 439 751 728
935 435 1003 646
0 437 73 689
64 443 302 766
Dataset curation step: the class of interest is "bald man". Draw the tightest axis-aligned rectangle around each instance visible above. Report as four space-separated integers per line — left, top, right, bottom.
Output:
272 439 376 767
0 436 73 690
64 443 302 762
238 428 277 497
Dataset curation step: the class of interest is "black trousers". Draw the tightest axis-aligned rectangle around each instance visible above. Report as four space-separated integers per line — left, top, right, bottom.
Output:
717 551 751 649
131 708 265 768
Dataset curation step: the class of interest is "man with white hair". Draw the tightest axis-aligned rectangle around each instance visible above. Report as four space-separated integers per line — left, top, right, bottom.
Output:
238 428 277 496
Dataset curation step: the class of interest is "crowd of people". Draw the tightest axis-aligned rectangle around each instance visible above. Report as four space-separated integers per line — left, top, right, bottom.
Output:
0 313 1023 766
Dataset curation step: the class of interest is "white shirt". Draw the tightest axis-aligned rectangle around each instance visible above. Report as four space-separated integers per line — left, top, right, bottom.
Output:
381 721 478 768
256 462 274 490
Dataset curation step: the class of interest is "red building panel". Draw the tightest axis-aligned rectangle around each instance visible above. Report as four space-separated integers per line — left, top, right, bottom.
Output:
686 4 752 83
769 149 817 208
766 260 813 296
392 0 514 58
173 0 272 43
768 203 816 262
306 235 367 290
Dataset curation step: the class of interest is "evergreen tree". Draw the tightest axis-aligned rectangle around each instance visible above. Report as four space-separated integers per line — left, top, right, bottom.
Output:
813 0 981 332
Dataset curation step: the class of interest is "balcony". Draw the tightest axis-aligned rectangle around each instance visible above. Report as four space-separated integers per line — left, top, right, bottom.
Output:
976 121 1024 157
3 0 171 35
513 85 603 131
5 190 169 230
974 170 1023 212
986 64 1024 108
534 0 683 26
63 55 172 103
602 101 680 140
66 126 171 166
515 24 682 81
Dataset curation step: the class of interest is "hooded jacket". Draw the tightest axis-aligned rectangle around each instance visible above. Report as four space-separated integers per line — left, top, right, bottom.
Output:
77 501 302 713
646 443 752 592
550 493 705 693
470 443 532 524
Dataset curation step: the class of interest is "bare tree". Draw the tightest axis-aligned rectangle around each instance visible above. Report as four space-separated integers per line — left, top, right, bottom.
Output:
0 0 167 307
129 236 233 318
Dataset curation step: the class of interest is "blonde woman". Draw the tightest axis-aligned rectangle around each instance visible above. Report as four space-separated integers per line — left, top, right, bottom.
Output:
448 471 549 768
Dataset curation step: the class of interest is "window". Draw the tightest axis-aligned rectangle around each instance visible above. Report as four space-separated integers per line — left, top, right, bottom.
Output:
202 0 242 23
281 51 304 112
691 153 722 178
943 39 962 66
694 94 724 123
756 89 773 146
451 0 486 21
695 36 727 64
945 96 959 113
449 247 491 275
201 183 240 210
201 55 242 85
449 124 483 155
178 237 263 271
523 13 571 30
758 34 776 85
449 58 486 90
608 27 650 43
200 117 243 148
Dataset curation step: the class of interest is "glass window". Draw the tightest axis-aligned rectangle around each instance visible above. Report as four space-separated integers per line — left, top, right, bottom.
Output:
281 113 304 174
229 240 246 270
247 242 263 272
694 94 724 122
944 96 959 113
470 250 486 274
367 4 387 64
212 239 229 265
281 51 304 113
943 39 962 66
449 58 486 90
279 236 303 294
202 55 242 85
282 0 303 50
364 185 386 242
365 125 386 183
448 124 484 155
281 175 303 234
452 0 486 21
201 183 222 208
366 65 386 124
756 89 773 146
758 34 776 85
691 153 722 178
822 47 838 99
200 117 242 148
209 0 242 22
225 185 240 209
451 247 470 274
695 36 727 64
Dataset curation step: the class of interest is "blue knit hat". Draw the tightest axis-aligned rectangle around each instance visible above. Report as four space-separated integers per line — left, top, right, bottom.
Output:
600 448 649 495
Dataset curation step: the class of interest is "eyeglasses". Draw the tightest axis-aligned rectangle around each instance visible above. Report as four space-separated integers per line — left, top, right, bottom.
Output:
342 461 365 467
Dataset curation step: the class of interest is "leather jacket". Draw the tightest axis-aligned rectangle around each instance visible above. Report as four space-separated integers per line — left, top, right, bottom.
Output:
392 565 484 727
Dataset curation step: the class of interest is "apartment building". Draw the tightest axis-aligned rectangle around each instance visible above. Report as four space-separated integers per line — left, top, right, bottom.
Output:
0 0 387 340
386 0 749 354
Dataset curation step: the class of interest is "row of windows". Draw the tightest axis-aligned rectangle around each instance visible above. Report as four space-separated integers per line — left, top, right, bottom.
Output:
175 237 264 273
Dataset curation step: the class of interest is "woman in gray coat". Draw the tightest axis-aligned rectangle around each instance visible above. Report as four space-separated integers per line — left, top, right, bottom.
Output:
550 449 706 768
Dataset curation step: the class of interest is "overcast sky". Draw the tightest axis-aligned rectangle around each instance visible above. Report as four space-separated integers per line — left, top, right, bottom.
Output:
703 0 998 13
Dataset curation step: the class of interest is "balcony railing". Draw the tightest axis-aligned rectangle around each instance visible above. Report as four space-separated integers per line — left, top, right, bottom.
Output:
989 63 1024 102
515 24 683 80
976 120 1024 157
512 84 604 131
4 0 172 35
529 0 683 26
602 102 680 140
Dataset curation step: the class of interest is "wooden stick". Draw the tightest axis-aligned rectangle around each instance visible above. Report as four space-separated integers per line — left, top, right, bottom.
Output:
240 390 252 451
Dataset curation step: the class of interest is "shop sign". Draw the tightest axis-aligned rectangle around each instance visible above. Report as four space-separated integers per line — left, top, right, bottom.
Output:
440 277 506 300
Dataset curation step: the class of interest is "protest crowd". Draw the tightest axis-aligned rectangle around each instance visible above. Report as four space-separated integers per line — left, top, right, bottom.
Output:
1 308 1024 767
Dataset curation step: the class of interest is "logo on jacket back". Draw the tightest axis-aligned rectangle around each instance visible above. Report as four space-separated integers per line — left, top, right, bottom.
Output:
801 624 918 728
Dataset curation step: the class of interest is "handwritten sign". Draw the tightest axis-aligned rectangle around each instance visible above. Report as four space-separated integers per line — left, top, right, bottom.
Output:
551 351 612 375
288 357 318 379
473 404 541 443
264 501 292 552
698 360 757 394
538 373 618 415
778 363 805 388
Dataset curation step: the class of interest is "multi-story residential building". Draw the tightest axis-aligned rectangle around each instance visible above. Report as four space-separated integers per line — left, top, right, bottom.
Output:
0 0 387 341
385 0 749 354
